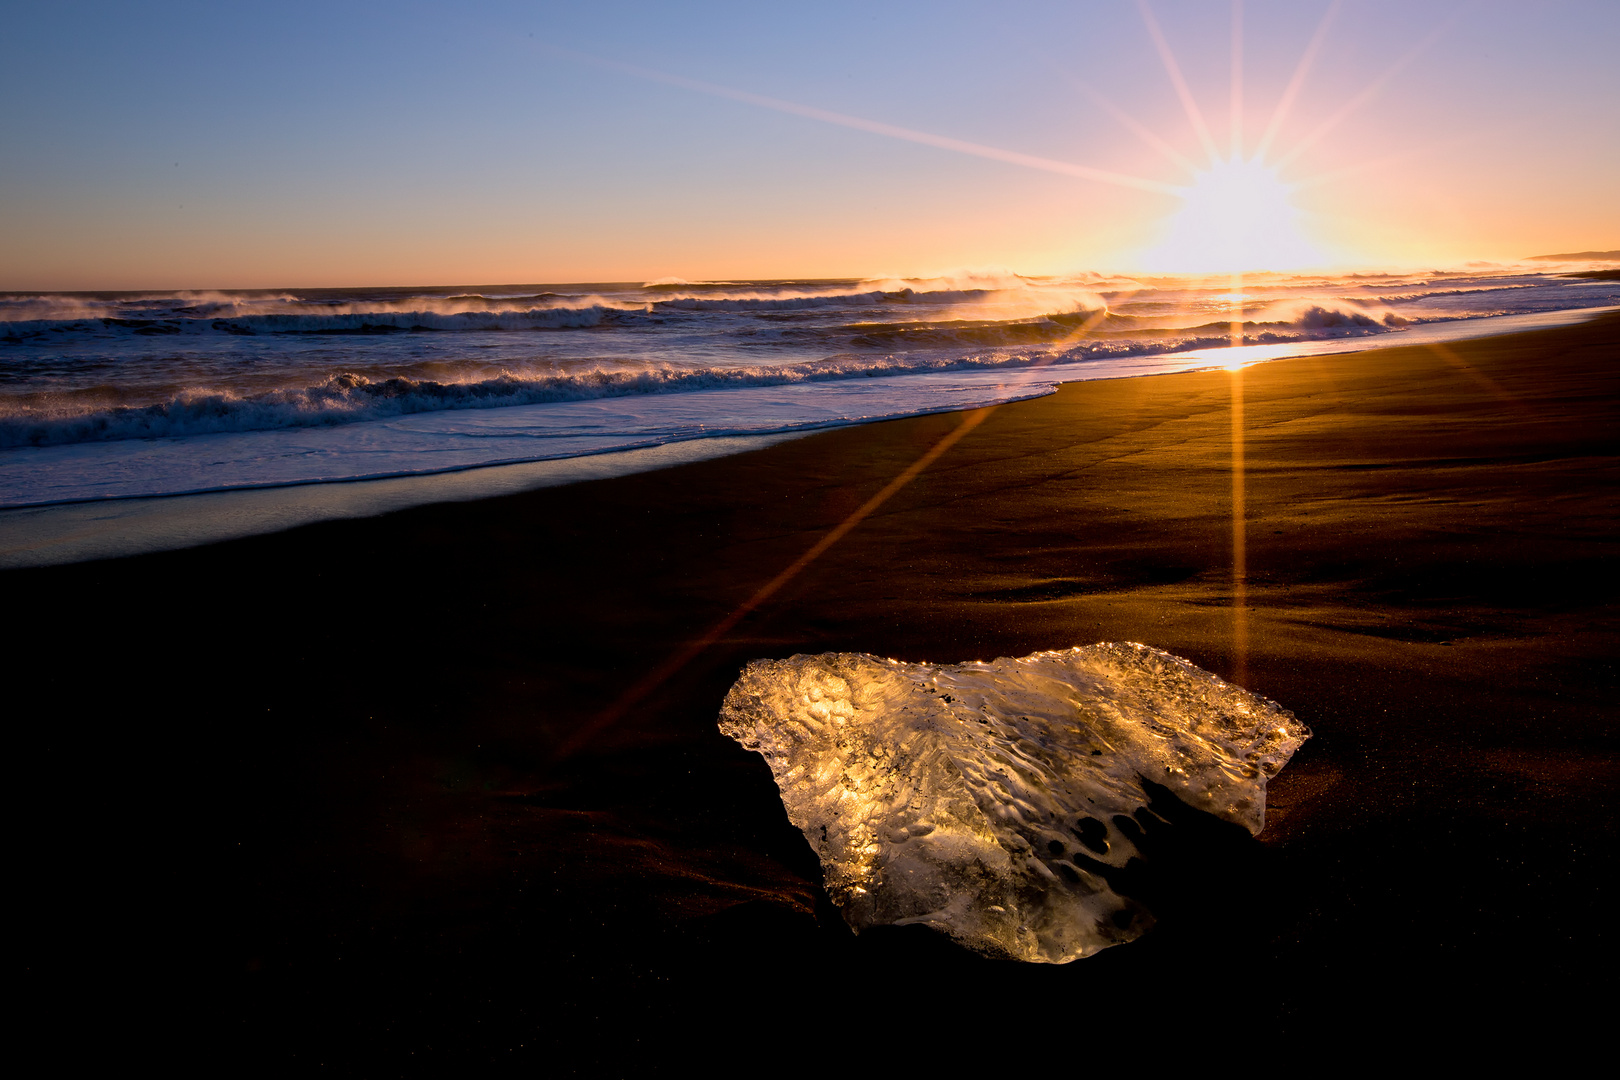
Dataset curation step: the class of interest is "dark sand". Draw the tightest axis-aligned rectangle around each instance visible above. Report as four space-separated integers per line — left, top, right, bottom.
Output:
15 314 1618 1065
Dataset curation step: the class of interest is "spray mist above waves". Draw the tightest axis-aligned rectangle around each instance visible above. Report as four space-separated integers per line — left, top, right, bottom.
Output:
719 644 1310 963
3 268 1613 452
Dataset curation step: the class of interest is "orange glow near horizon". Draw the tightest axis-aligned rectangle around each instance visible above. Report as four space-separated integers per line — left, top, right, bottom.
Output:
2 4 1613 290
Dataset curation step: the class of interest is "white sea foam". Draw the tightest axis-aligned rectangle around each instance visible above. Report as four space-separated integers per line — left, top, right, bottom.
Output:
0 314 1390 449
0 303 626 339
718 645 1310 962
0 349 1112 448
1 270 1614 515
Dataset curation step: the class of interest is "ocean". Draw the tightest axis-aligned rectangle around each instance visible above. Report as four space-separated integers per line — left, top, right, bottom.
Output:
2 265 1615 563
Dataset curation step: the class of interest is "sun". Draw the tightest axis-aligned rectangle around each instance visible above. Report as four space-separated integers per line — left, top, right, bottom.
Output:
599 0 1366 276
1141 157 1322 274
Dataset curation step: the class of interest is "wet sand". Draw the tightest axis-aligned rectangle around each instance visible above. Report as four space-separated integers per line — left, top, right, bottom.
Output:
14 313 1618 1066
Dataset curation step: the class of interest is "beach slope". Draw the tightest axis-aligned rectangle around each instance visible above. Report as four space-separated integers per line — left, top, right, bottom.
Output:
13 313 1617 1064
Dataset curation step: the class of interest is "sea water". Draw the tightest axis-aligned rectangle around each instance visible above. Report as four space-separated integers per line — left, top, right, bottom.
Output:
2 265 1614 560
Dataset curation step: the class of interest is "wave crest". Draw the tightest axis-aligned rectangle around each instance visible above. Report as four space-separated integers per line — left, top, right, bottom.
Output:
0 343 1167 448
0 301 1438 449
1 304 627 340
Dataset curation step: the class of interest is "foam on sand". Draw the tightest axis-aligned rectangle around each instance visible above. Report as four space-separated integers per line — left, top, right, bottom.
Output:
719 644 1309 962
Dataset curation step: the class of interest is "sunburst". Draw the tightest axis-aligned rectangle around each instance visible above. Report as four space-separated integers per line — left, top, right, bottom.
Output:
570 0 1449 280
549 0 1451 698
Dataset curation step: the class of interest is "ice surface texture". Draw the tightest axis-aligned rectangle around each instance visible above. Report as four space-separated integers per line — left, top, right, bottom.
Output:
718 644 1309 963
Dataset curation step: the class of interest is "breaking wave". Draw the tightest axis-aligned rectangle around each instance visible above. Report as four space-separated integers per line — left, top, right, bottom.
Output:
0 304 627 340
0 349 1101 447
0 279 1062 340
848 302 1406 349
647 287 999 312
0 306 1431 448
0 299 1434 450
4 269 1612 458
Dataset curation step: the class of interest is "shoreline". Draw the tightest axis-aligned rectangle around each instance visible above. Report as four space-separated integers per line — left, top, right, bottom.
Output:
4 302 1614 568
12 311 1618 1064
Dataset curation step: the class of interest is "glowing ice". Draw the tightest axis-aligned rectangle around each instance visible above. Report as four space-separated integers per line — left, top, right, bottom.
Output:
718 643 1309 962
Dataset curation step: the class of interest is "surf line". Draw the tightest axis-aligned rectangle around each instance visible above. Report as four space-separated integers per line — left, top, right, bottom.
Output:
551 405 994 761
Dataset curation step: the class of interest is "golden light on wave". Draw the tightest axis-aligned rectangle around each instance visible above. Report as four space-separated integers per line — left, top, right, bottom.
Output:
1142 157 1322 274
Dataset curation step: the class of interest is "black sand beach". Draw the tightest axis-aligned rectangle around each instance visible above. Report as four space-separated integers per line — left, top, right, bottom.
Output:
14 313 1618 1067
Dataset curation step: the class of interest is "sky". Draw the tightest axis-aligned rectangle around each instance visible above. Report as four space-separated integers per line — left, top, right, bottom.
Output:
1 0 1616 289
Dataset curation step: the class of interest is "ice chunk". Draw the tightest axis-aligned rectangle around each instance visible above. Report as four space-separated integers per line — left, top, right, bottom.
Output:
718 643 1309 963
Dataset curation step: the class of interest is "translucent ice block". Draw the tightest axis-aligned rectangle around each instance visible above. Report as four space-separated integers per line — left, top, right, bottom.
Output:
718 643 1309 962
